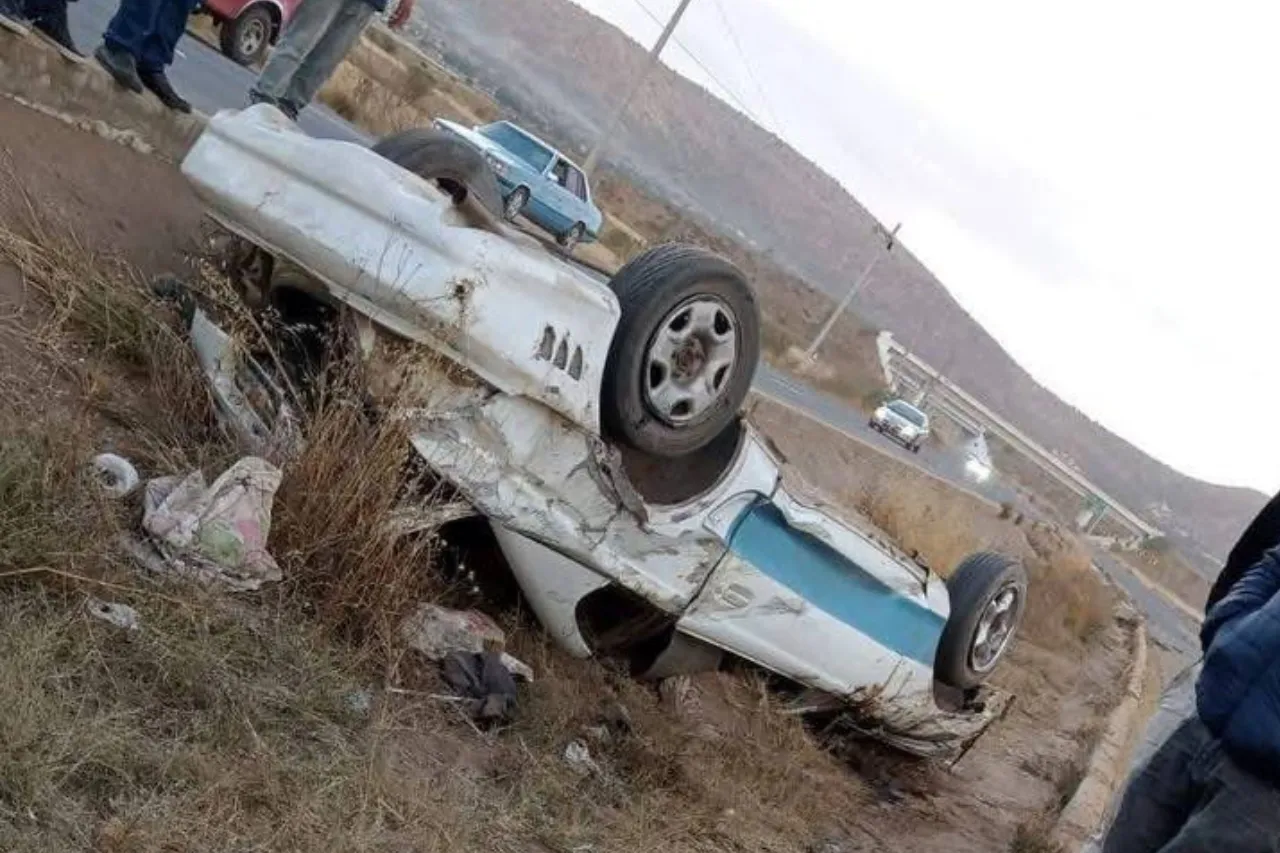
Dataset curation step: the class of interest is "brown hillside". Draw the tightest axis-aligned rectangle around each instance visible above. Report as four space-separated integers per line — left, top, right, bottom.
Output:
405 0 1266 567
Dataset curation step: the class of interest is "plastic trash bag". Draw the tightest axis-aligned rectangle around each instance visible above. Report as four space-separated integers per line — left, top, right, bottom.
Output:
141 456 283 591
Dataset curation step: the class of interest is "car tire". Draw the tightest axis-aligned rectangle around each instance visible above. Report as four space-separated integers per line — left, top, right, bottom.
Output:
935 552 1027 689
503 186 529 222
559 222 585 252
602 244 760 458
371 128 505 220
220 5 274 66
912 442 921 453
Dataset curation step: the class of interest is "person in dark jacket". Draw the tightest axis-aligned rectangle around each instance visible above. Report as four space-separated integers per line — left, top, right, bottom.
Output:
1086 489 1280 853
247 0 395 120
1099 543 1280 851
1207 488 1280 610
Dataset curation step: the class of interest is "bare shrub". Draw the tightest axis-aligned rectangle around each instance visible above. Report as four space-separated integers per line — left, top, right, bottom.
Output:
268 351 445 648
1024 524 1113 645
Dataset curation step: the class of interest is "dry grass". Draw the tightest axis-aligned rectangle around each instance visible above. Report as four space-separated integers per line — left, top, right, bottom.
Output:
1008 818 1064 853
316 36 499 138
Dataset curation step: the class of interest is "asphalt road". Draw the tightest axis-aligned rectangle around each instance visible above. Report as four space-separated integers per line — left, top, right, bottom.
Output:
63 0 1203 664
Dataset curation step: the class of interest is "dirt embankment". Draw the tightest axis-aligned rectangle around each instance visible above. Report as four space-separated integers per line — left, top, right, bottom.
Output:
0 92 1134 853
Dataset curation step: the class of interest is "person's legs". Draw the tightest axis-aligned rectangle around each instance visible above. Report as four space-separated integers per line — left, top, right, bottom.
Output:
1160 743 1280 852
279 0 371 111
1100 716 1213 853
25 0 82 57
97 0 163 90
250 0 344 112
135 0 196 110
102 0 161 58
135 0 191 72
1082 662 1201 853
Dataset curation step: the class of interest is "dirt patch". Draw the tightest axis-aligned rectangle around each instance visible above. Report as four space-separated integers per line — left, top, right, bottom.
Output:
0 97 204 272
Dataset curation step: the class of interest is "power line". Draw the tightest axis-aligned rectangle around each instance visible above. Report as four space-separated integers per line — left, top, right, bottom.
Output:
712 0 781 133
624 0 766 127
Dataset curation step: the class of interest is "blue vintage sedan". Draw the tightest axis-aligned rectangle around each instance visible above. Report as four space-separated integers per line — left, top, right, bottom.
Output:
433 118 604 251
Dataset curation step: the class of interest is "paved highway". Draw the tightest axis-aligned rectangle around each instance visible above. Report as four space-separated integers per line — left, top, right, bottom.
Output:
62 0 1203 665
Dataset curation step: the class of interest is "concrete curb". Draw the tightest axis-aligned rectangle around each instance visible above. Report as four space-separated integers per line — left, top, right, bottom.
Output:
1053 615 1150 849
0 27 205 162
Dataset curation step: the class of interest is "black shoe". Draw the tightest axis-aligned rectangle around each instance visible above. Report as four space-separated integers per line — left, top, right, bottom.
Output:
94 43 143 93
140 69 191 113
248 90 298 121
33 16 84 61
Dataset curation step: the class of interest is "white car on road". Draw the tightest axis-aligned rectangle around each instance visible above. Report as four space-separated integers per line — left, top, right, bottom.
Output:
870 399 930 453
179 106 1028 757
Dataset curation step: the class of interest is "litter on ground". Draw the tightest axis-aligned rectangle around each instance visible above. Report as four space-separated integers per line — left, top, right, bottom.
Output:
84 597 141 631
136 456 283 591
90 453 139 498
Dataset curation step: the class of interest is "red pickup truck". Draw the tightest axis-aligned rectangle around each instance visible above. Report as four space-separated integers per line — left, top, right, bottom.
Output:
201 0 413 66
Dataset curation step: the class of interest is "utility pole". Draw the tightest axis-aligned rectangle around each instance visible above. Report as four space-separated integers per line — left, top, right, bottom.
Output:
582 0 695 177
803 222 901 360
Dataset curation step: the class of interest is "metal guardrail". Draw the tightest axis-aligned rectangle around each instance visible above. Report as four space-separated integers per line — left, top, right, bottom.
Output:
882 339 1160 540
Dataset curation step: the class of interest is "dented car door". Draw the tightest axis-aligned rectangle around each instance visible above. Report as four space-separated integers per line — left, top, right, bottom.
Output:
678 489 948 700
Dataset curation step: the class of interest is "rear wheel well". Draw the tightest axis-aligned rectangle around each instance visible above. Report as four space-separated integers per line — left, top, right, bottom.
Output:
256 1 283 40
575 585 677 673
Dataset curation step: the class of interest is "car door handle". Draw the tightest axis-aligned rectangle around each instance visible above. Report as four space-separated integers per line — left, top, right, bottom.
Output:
717 583 753 609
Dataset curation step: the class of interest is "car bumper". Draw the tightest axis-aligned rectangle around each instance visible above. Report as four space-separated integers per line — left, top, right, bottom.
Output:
870 420 922 447
181 105 621 434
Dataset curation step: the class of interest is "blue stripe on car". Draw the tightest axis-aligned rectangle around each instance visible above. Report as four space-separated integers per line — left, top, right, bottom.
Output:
728 501 945 666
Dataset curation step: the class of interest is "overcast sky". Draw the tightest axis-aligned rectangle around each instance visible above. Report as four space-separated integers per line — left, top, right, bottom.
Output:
568 0 1280 494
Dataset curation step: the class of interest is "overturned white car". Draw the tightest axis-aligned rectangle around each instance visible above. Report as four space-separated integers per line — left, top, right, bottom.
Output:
180 106 1027 757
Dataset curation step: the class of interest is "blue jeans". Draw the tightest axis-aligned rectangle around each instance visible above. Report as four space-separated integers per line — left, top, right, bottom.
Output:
250 0 373 112
103 0 197 72
1100 715 1280 853
1082 662 1201 853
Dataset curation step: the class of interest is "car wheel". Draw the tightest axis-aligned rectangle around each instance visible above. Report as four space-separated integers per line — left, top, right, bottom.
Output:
912 442 921 453
370 129 505 219
935 552 1027 689
559 222 585 252
220 5 273 66
602 244 760 457
503 186 529 222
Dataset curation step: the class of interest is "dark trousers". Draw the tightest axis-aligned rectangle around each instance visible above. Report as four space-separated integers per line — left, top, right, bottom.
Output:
103 0 196 72
1101 716 1280 852
23 0 71 30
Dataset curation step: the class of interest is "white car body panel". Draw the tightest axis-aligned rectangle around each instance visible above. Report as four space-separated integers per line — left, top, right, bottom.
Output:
180 114 1010 757
180 105 620 432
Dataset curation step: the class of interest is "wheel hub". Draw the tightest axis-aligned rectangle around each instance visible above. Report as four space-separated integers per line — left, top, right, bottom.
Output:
643 295 737 426
241 20 265 55
969 584 1020 673
670 335 707 380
